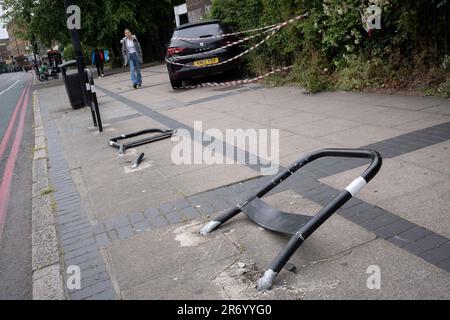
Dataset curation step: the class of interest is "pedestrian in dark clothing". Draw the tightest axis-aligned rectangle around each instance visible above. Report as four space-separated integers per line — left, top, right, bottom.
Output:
93 48 105 78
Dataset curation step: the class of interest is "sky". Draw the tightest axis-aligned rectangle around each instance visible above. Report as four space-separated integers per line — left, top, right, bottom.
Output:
0 7 9 39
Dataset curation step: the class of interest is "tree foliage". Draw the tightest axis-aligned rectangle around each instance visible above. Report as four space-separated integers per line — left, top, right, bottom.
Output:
1 0 181 63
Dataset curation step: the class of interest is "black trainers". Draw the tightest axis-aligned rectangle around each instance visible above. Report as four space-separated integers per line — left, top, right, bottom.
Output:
133 84 138 89
138 83 142 88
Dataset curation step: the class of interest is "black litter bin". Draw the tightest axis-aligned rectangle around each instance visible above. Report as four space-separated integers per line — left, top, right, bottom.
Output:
59 60 85 110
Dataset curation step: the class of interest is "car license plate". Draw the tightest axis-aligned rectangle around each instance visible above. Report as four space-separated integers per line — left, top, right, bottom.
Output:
193 57 219 67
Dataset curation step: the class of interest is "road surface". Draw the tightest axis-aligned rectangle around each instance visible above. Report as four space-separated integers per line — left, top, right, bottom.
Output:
0 71 34 299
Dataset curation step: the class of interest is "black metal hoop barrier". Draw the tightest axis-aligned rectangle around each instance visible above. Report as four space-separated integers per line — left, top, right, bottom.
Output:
109 128 176 154
84 68 103 132
199 148 382 290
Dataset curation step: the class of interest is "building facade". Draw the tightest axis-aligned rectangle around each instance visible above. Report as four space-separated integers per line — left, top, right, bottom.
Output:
186 0 212 24
174 3 189 27
6 20 30 59
0 39 10 63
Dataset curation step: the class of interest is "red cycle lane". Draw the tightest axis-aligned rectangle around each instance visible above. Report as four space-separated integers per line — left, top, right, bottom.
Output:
0 75 32 240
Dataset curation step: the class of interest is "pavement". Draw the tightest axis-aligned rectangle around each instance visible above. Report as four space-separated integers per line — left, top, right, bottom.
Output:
32 64 450 299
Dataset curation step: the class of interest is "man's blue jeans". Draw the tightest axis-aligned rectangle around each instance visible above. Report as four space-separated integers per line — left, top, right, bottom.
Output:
129 52 142 85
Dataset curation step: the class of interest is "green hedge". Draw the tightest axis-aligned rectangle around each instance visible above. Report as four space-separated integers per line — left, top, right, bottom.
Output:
209 0 450 94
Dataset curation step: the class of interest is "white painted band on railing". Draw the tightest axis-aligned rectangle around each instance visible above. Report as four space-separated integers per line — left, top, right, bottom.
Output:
345 177 367 197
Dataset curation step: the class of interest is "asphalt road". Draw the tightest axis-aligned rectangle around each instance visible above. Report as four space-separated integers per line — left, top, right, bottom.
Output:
0 71 34 299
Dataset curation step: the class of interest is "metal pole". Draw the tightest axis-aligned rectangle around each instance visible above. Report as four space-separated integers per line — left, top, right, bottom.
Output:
433 6 438 55
63 0 89 108
84 69 97 127
84 68 103 132
31 36 39 76
91 85 103 132
13 37 22 69
446 2 449 56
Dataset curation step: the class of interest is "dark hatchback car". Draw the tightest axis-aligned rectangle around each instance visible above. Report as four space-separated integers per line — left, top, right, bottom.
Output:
166 20 242 89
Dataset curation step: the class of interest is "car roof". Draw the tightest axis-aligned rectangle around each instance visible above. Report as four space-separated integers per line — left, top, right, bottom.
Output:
176 20 222 31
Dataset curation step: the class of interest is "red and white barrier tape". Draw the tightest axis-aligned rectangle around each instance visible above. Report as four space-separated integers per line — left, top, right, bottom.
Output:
169 25 281 63
166 26 281 69
171 23 279 41
171 13 308 41
166 13 308 69
175 66 293 89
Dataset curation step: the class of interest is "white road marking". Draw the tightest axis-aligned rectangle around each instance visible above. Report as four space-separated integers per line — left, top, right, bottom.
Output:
0 80 20 96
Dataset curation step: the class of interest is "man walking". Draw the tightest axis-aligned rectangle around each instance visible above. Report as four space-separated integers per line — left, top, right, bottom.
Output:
121 29 143 88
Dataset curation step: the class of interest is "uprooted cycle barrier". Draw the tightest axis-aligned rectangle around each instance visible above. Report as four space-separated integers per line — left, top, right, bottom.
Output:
200 148 382 290
131 152 145 169
109 129 176 154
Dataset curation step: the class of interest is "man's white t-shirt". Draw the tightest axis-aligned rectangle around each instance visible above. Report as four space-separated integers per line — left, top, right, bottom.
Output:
126 38 136 54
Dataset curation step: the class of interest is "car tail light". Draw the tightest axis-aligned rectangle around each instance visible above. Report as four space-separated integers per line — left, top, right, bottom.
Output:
222 39 233 46
167 47 186 57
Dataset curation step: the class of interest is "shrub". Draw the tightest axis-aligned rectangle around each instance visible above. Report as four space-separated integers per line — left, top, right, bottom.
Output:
288 50 332 93
334 54 388 91
434 78 450 98
209 0 450 95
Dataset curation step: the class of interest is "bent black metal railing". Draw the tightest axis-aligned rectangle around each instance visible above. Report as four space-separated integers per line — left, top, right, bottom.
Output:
200 148 382 291
109 128 176 154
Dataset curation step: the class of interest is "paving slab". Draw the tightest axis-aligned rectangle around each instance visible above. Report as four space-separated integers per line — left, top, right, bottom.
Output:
320 158 447 204
321 125 406 148
231 104 302 126
377 179 450 239
107 221 239 299
423 103 450 115
327 91 448 111
224 191 375 269
394 114 450 132
396 140 450 175
166 164 258 196
285 117 356 138
36 64 450 300
105 192 450 300
287 239 450 299
206 190 450 299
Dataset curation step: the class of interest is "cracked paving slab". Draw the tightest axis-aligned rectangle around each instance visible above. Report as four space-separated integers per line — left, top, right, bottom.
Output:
102 191 378 299
102 189 450 299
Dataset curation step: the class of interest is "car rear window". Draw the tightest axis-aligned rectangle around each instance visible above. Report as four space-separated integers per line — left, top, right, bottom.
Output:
173 23 229 38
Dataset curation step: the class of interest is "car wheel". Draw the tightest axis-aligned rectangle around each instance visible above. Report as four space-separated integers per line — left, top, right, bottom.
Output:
231 64 244 78
170 78 183 90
